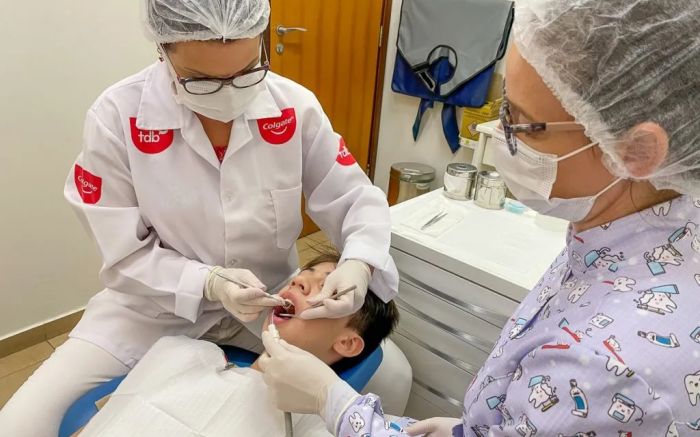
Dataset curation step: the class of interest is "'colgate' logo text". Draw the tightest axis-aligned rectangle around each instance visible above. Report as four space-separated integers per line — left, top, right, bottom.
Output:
130 117 174 154
336 137 357 166
258 108 297 145
74 164 102 204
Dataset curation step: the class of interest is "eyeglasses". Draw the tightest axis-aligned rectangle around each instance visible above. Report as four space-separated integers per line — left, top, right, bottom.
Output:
174 43 270 96
499 81 585 156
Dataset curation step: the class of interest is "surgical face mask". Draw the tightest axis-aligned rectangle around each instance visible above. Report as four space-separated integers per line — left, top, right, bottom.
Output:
492 131 622 222
162 55 265 123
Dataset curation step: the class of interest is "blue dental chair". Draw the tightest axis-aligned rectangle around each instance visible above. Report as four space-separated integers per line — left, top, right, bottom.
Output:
58 344 383 437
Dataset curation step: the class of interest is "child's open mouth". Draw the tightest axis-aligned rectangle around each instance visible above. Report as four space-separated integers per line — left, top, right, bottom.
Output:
272 303 296 323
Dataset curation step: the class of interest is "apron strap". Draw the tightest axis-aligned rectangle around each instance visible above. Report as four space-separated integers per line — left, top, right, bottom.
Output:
412 98 435 141
441 103 460 153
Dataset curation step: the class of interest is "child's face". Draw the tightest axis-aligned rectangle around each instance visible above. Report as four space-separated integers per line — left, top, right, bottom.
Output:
265 262 364 365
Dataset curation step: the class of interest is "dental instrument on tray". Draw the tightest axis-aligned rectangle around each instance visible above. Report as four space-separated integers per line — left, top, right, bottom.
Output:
276 285 358 318
420 211 448 230
268 320 294 437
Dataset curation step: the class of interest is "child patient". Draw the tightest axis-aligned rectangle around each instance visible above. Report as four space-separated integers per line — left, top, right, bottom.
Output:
77 251 399 437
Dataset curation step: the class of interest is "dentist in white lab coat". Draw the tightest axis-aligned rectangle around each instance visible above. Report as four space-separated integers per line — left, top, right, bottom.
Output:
0 1 397 435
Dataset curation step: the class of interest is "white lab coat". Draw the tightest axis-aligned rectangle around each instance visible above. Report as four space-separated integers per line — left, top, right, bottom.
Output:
64 61 398 368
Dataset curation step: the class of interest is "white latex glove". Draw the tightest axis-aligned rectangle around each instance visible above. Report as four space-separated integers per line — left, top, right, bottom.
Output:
258 330 341 415
301 259 371 319
204 267 279 323
405 417 462 437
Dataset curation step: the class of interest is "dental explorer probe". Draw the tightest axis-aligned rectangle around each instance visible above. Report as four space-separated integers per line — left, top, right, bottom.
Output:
210 268 293 308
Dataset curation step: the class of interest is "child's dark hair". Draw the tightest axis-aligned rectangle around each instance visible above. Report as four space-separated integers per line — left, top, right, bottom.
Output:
300 248 399 373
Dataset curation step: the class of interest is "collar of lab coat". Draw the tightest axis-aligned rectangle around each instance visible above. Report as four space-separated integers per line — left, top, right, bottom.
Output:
136 61 282 132
136 61 184 131
242 84 283 121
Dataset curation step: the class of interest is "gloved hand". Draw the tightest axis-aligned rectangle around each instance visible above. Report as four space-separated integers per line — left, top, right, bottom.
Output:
258 330 341 414
204 267 278 323
301 259 371 319
405 417 462 437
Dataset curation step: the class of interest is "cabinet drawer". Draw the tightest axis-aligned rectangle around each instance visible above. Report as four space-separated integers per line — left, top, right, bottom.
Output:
391 332 474 404
405 381 464 420
392 248 517 326
404 391 449 421
396 305 490 372
404 383 462 420
397 280 502 352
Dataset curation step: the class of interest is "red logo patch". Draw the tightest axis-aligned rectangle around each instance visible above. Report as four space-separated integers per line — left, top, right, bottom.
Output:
257 108 297 145
129 117 174 154
74 164 102 204
336 137 356 166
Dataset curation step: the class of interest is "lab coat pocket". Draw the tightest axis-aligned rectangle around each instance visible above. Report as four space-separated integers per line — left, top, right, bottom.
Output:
271 185 303 249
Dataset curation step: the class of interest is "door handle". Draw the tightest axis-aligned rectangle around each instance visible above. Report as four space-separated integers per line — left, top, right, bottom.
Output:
276 25 308 36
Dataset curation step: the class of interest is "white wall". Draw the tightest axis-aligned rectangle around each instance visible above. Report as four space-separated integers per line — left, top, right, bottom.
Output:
374 0 505 192
0 2 154 338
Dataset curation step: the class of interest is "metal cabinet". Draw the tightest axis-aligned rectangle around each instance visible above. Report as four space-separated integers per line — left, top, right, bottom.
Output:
389 189 567 419
390 244 521 419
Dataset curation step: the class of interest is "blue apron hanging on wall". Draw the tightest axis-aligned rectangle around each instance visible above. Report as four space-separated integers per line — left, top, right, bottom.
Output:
392 0 514 152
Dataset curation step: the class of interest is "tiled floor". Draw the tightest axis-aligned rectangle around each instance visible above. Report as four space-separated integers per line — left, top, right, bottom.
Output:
297 230 333 265
0 232 330 409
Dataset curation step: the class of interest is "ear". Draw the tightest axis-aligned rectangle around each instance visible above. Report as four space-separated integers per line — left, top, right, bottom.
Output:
618 122 669 178
332 331 365 359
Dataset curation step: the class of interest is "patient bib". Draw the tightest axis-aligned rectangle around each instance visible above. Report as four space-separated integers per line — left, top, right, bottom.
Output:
80 336 331 437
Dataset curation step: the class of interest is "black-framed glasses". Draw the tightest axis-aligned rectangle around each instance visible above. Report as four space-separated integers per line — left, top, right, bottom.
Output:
499 81 584 156
174 43 270 95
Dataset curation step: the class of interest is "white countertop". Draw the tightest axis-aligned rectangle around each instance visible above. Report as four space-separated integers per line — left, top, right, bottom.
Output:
390 189 568 298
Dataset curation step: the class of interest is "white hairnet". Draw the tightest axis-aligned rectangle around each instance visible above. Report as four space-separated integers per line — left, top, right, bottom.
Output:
513 0 700 196
143 0 270 44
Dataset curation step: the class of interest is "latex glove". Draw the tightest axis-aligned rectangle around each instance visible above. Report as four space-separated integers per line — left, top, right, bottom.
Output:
204 267 279 323
405 417 462 437
258 330 341 415
301 259 371 319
